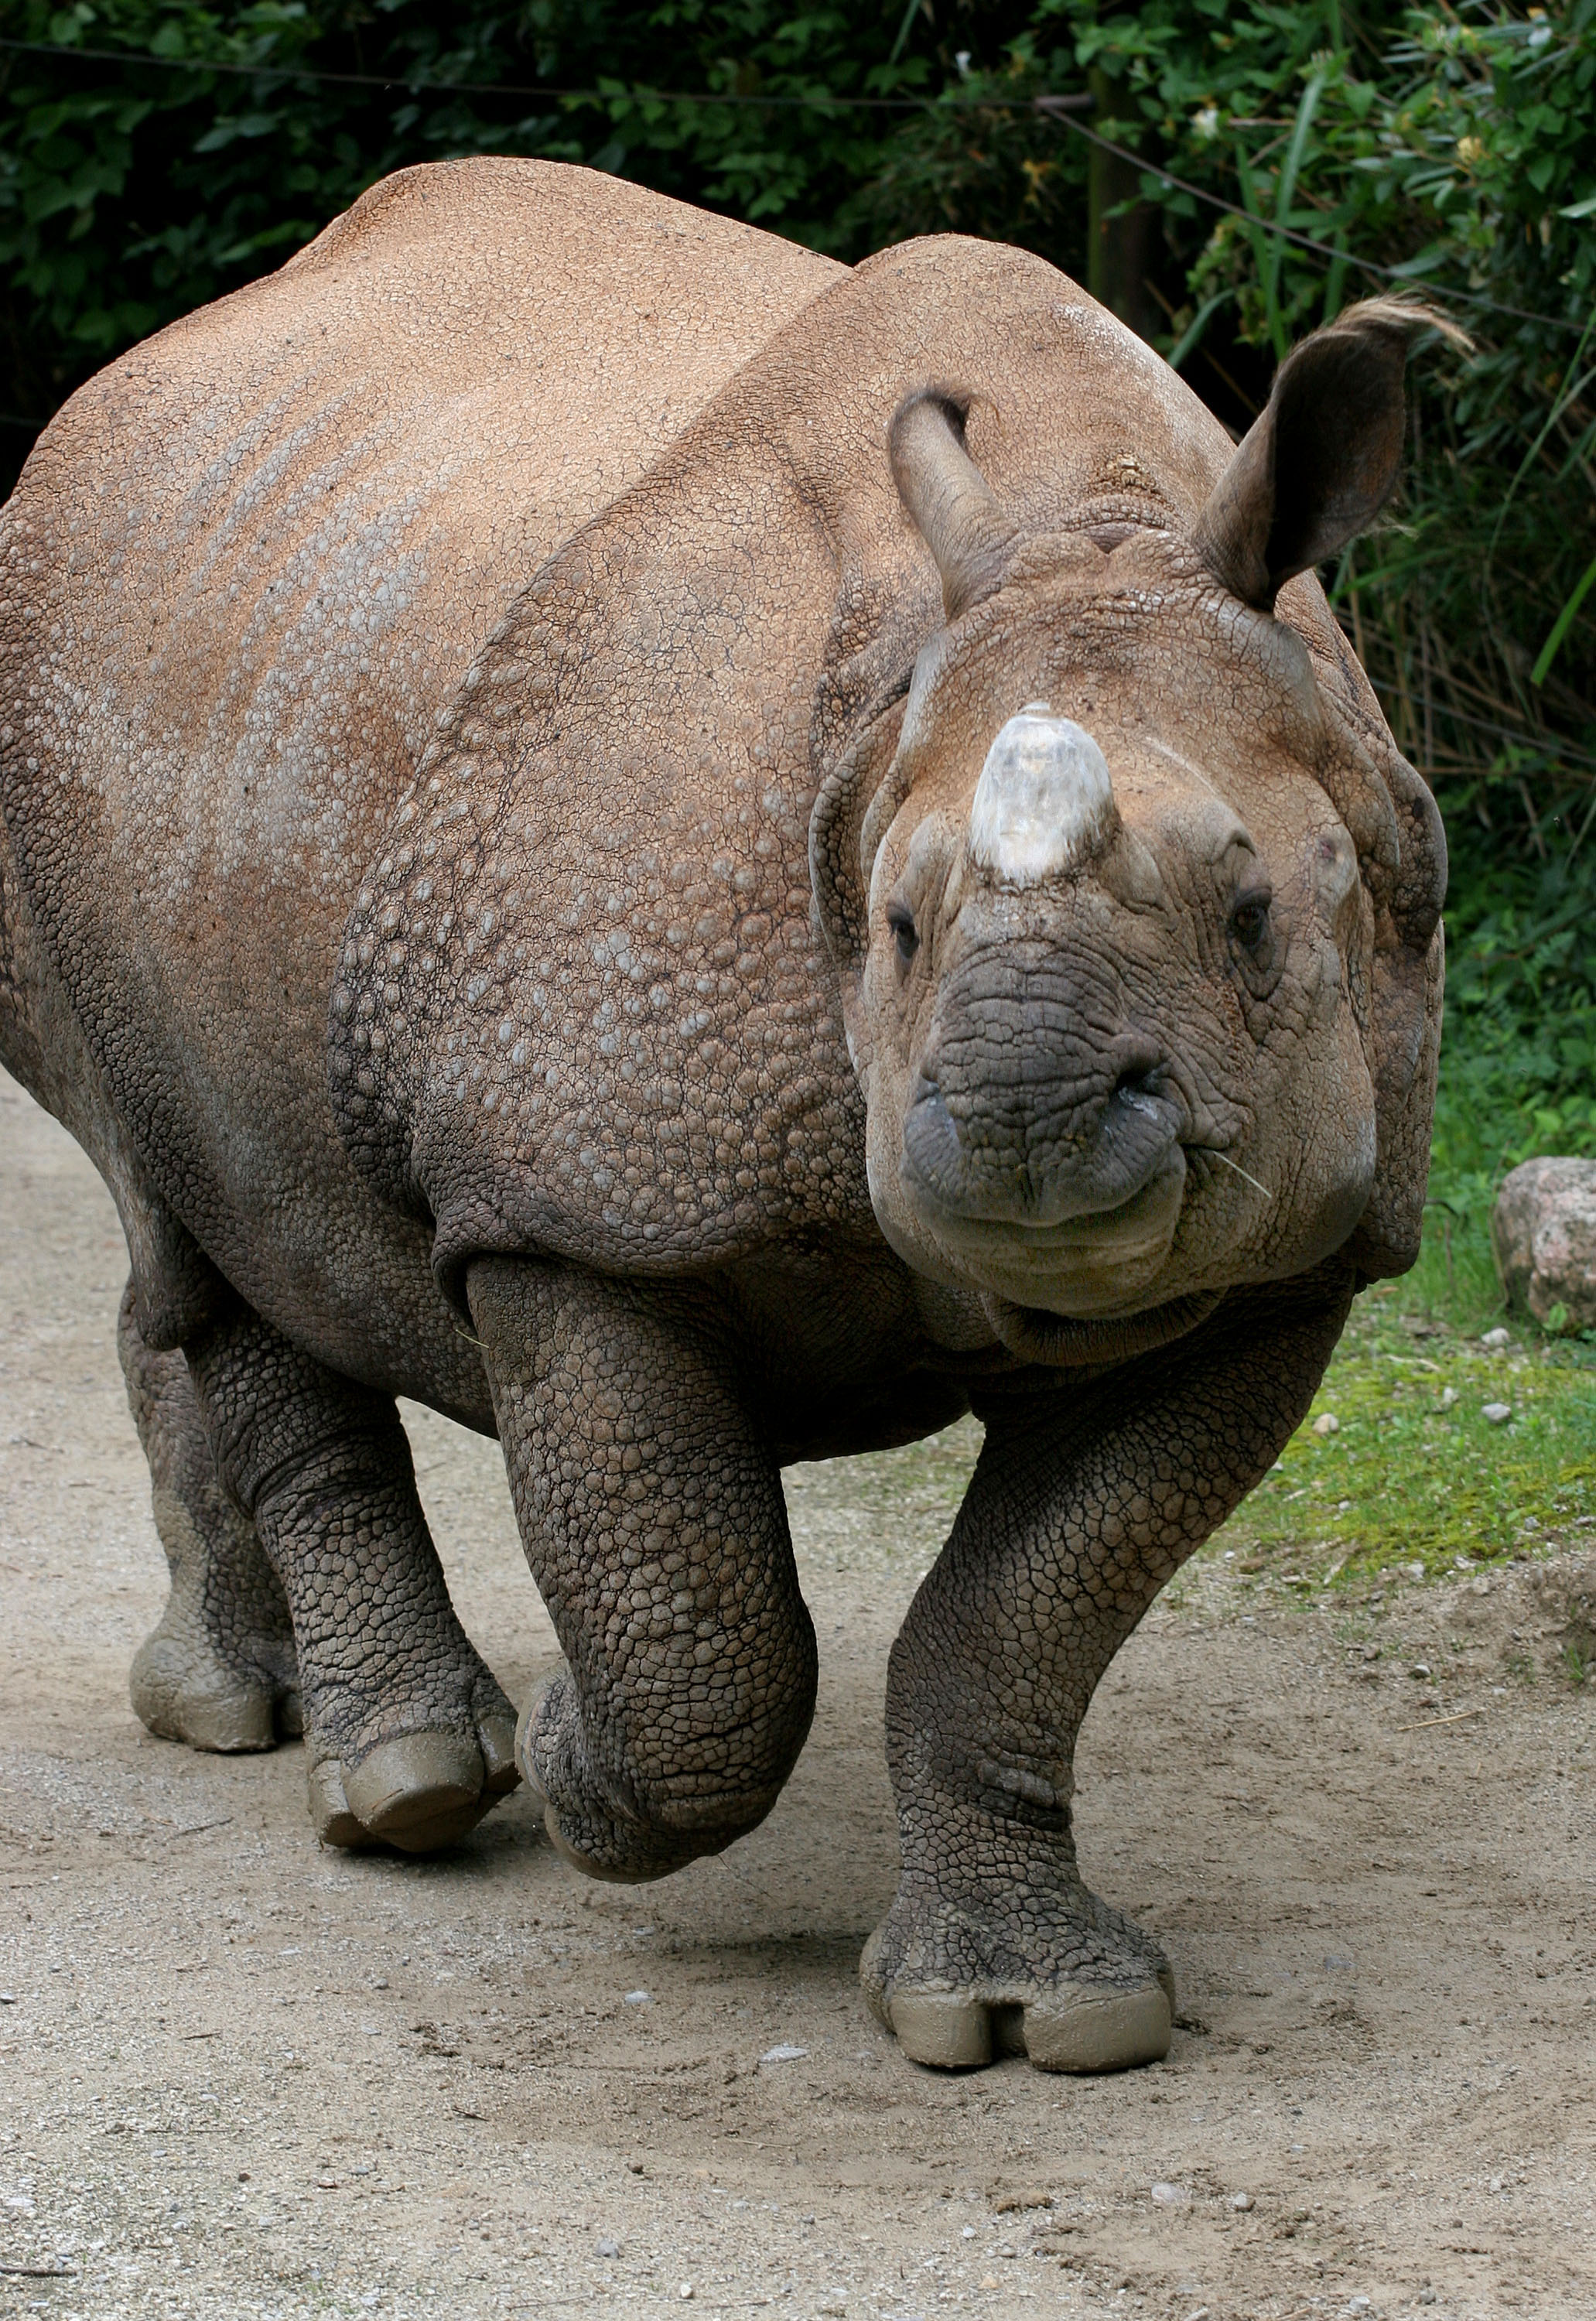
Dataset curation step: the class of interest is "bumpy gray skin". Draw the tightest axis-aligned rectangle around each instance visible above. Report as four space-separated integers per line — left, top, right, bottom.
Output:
118 1280 302 1755
0 160 1446 2070
185 1301 520 1850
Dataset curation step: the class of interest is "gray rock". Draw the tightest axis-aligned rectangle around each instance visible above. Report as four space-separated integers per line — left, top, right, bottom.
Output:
1492 1157 1596 1330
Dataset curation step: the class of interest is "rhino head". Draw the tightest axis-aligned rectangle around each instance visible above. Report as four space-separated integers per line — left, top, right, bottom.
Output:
813 301 1448 1361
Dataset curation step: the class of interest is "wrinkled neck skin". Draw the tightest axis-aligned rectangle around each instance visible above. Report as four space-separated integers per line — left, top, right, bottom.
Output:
817 528 1394 1365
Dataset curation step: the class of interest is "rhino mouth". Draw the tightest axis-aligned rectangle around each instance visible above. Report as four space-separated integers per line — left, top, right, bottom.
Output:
899 1068 1185 1236
926 1151 1188 1319
898 1060 1191 1314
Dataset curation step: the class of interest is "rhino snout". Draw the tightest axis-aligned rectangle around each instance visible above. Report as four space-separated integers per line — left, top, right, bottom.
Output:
901 1045 1184 1232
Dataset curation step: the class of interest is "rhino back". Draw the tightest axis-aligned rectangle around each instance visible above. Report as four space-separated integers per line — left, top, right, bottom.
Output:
0 160 839 1397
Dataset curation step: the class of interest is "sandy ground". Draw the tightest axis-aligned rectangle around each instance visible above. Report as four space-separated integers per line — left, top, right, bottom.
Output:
2 1061 1594 2321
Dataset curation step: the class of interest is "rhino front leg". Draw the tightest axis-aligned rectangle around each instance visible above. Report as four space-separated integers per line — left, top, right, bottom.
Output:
868 1263 1355 2074
183 1304 518 1851
119 1280 301 1752
469 1259 817 1882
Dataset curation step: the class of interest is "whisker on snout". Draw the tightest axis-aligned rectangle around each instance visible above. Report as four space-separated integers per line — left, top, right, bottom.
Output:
1209 1150 1273 1203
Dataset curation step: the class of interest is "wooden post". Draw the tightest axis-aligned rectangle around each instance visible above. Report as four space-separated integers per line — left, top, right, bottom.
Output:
1087 70 1162 344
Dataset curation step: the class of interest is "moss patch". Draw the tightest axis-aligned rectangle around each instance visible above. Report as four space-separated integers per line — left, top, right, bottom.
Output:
1202 1282 1596 1588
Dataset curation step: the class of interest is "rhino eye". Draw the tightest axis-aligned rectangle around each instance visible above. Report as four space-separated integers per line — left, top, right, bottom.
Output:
1229 890 1272 952
887 902 919 966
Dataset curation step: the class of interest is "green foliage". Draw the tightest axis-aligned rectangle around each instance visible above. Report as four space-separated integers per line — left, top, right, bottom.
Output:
0 0 954 427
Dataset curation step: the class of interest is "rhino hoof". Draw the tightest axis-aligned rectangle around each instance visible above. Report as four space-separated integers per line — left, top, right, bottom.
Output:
307 1756 381 1850
479 1712 520 1796
130 1635 279 1754
887 1990 993 2069
887 1981 1171 2074
1016 1983 1171 2072
340 1734 487 1852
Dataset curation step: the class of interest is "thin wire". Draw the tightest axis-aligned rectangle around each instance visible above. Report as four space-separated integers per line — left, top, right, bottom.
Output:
1036 99 1591 340
0 36 1088 112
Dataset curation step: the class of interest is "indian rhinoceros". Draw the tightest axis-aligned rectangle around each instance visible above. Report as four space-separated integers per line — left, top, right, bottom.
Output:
0 156 1446 2074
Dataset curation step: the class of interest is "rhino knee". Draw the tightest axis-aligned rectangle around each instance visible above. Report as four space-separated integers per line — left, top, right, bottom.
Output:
525 1665 812 1879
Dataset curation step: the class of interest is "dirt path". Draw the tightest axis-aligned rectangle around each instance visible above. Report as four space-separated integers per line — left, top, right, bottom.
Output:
2 1064 1594 2321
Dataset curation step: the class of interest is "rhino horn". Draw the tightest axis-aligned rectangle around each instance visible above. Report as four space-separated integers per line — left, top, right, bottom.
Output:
968 707 1119 886
889 391 1018 623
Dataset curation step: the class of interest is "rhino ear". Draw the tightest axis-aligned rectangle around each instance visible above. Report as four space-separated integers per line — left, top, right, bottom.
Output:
889 391 1018 622
1194 300 1466 611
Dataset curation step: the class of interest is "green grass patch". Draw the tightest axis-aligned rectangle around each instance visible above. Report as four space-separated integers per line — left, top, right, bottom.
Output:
1208 1285 1596 1587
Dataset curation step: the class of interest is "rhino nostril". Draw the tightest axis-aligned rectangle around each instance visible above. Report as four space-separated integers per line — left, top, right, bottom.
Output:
1112 1058 1170 1109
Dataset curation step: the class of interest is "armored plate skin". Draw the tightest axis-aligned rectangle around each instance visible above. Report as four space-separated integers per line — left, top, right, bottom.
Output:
0 159 1444 2070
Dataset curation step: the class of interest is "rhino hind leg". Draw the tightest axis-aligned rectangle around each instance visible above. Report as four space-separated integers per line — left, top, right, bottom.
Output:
183 1299 518 1852
119 1281 300 1752
866 1266 1356 2073
469 1258 818 1884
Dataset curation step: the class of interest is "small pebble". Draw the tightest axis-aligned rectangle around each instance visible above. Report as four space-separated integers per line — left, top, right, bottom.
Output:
1150 2181 1188 2206
1439 1386 1458 1409
679 2285 695 2302
1481 1326 1511 1348
1410 1662 1432 1679
1488 2175 1503 2193
595 2238 620 2259
1313 1412 1339 1436
760 2042 808 2063
1229 2191 1254 2211
624 1990 651 2006
1482 1402 1512 1424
